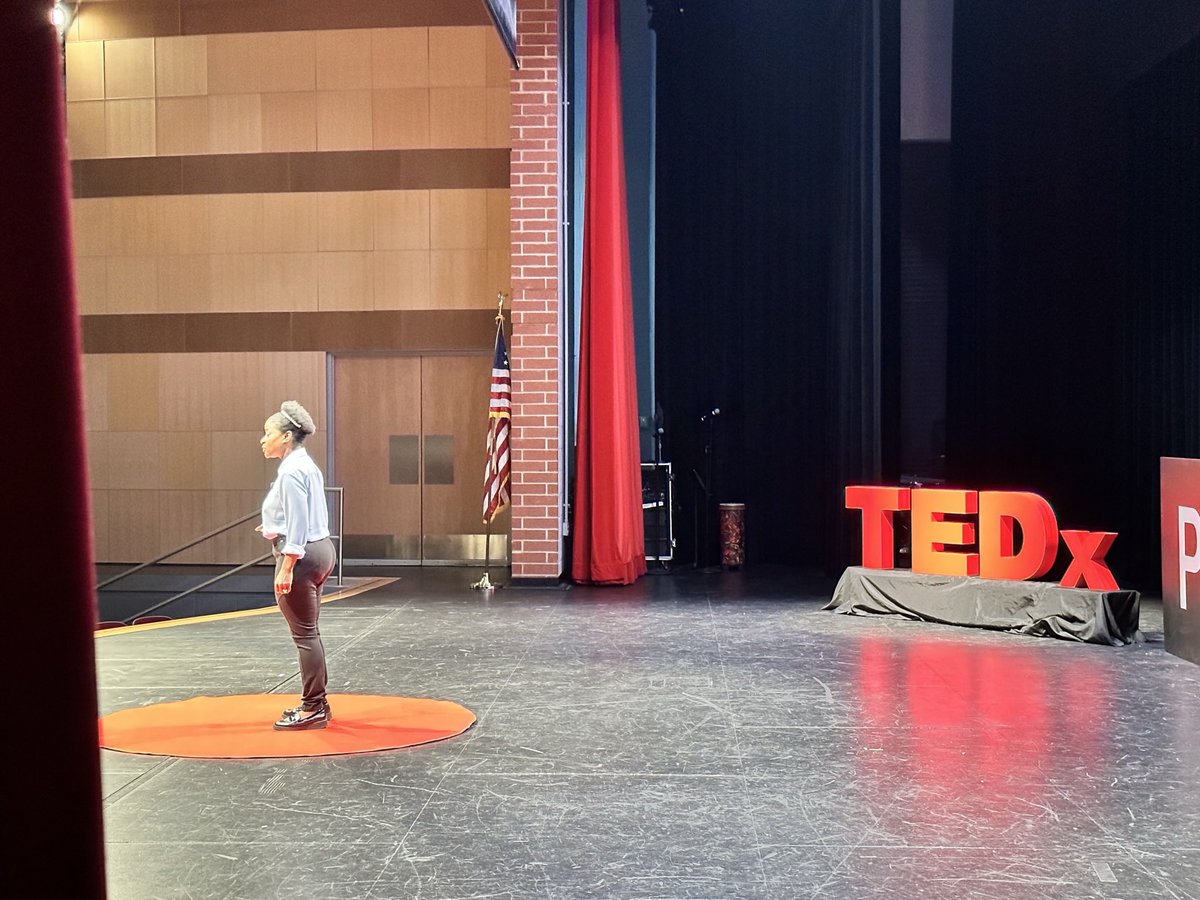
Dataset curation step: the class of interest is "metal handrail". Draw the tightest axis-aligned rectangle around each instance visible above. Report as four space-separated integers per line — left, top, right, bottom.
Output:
123 552 275 624
328 486 344 588
103 486 346 623
96 511 260 590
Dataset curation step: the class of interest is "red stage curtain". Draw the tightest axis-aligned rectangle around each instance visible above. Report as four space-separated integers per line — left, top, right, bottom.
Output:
3 6 106 895
571 0 647 585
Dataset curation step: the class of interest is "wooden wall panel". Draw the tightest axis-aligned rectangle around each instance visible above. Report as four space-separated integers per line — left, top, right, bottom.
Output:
209 193 264 253
262 194 319 251
158 354 213 430
371 28 429 88
107 490 162 562
252 31 319 93
86 431 111 490
374 251 431 310
428 27 487 88
261 92 317 152
211 431 273 490
206 32 317 95
69 26 510 160
318 192 374 251
316 90 374 151
430 249 488 308
108 196 157 254
429 88 488 148
155 195 210 254
261 352 327 431
67 100 107 159
373 191 430 250
90 490 111 563
371 88 430 149
66 41 105 101
72 199 110 257
318 252 374 310
261 253 319 312
204 33 257 95
108 432 162 489
75 257 109 315
157 490 215 563
106 256 158 313
486 189 510 250
157 254 212 312
156 96 211 155
82 354 110 432
211 490 270 564
105 98 156 157
155 35 208 97
160 436 213 490
430 189 487 249
487 248 512 300
209 253 264 311
208 353 265 429
486 87 510 147
208 93 263 154
104 38 155 99
72 1 493 41
485 28 513 87
316 30 372 90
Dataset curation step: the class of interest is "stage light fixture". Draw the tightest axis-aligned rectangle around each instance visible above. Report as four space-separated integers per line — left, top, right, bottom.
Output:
50 2 76 33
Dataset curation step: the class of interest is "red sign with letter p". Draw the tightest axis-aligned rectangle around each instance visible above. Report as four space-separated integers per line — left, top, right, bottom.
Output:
1160 457 1200 666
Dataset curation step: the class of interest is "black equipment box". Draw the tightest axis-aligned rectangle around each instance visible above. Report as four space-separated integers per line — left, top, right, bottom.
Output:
641 463 674 562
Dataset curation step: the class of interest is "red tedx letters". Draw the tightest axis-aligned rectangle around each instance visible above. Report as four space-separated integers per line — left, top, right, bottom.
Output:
845 486 1119 590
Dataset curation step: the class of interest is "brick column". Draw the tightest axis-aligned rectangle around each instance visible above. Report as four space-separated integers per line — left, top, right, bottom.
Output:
509 0 563 580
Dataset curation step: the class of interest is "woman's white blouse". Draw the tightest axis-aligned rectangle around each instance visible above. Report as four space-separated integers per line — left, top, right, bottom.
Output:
260 447 330 557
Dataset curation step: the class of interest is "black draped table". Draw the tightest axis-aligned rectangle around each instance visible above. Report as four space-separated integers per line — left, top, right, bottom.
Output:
826 566 1141 646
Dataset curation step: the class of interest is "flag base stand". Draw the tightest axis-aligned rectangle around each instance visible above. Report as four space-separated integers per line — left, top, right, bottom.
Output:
470 572 500 592
470 521 502 592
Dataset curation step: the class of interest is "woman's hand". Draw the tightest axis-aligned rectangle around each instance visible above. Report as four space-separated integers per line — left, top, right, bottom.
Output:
275 554 297 597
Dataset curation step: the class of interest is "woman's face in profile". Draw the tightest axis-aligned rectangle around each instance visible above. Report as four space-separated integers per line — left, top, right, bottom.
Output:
260 420 290 459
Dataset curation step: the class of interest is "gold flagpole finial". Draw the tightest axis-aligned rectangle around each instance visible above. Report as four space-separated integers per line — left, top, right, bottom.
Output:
496 290 508 323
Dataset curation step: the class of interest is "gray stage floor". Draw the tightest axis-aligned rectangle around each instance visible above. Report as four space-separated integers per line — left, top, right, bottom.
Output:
96 567 1200 899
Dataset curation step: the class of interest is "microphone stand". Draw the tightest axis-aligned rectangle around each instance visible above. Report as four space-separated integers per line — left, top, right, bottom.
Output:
703 415 714 567
696 408 720 571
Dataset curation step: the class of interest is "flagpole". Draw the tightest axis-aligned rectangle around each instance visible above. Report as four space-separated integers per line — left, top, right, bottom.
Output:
472 291 509 593
474 518 494 591
472 418 497 592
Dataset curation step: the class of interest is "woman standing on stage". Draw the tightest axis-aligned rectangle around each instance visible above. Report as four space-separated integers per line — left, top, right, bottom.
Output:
259 400 337 731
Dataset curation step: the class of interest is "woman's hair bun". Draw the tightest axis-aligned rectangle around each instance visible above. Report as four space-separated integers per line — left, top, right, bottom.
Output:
280 400 316 434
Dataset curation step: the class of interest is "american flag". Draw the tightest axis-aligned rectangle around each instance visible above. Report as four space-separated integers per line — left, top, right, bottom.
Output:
482 320 511 523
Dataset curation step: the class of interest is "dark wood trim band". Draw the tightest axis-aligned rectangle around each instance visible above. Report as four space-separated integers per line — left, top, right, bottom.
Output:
81 310 501 354
72 149 511 198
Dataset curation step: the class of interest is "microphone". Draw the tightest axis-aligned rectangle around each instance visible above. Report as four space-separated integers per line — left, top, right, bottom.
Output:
700 407 721 422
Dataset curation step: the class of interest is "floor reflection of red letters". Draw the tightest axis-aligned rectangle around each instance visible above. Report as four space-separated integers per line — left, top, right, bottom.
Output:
853 635 1111 852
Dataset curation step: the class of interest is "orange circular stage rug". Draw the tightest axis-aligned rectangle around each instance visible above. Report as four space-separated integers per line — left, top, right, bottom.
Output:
99 694 476 759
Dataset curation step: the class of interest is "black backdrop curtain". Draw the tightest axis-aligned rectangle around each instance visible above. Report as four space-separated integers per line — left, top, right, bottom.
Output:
948 2 1200 590
1119 32 1200 588
650 0 898 571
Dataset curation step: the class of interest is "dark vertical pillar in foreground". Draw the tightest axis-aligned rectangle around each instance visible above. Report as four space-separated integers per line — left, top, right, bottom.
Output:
1 4 106 895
